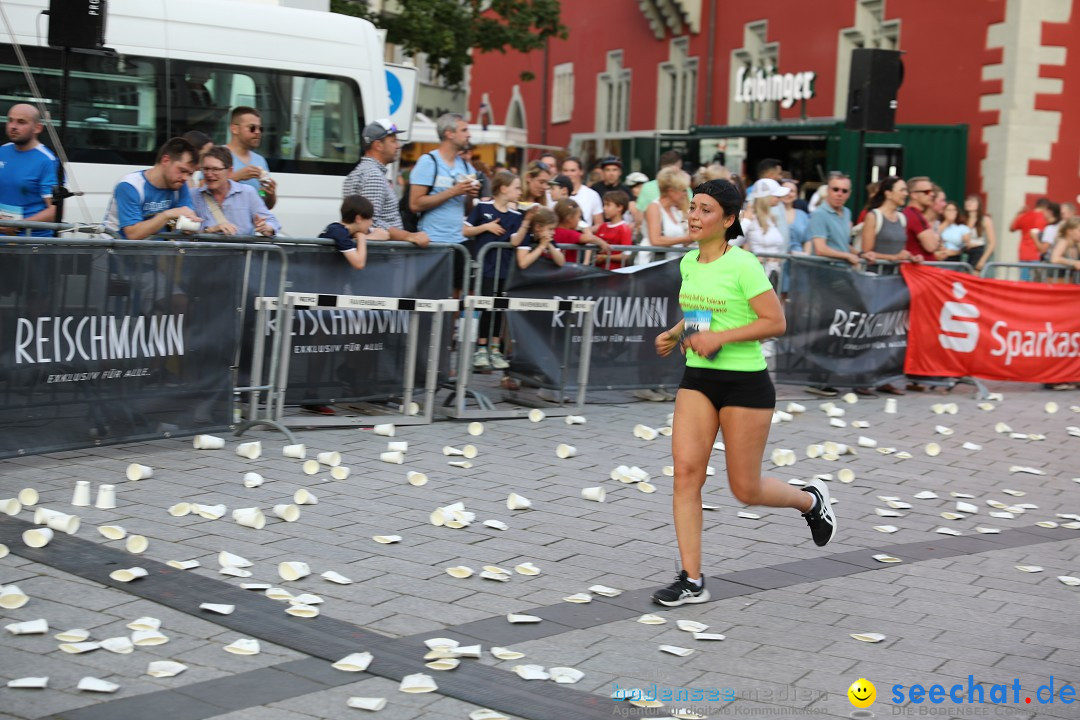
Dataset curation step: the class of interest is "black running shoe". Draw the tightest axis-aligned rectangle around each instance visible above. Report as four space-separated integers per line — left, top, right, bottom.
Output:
802 478 837 546
651 570 711 607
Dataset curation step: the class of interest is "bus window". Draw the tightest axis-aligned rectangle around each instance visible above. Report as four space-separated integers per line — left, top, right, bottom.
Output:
0 45 164 166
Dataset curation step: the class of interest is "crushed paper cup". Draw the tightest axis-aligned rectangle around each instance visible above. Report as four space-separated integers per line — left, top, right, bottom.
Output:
321 570 352 584
5 618 48 635
976 526 1001 534
637 613 667 625
279 561 311 581
283 443 306 459
7 677 48 689
940 512 965 520
387 441 409 453
738 511 761 520
913 491 938 500
127 617 160 632
373 535 402 544
98 525 127 541
514 562 541 576
507 613 542 623
224 638 260 655
886 500 912 510
285 604 319 618
692 633 726 643
166 559 200 571
125 534 149 553
131 630 168 646
556 443 577 459
506 493 532 510
200 603 235 615
884 398 898 413
676 620 709 633
873 554 902 563
829 418 847 428
934 425 954 436
841 392 858 404
931 403 946 414
446 566 474 579
147 661 187 678
168 502 192 517
770 448 796 466
857 436 877 448
470 710 509 720
1015 565 1044 573
1036 521 1059 529
317 451 342 467
873 525 899 533
990 511 1015 519
399 673 438 693
193 503 227 520
633 424 659 440
373 423 396 437
850 633 886 643
638 482 656 493
483 519 508 531
659 645 694 657
936 527 962 536
236 441 262 460
265 587 294 601
513 664 550 680
302 460 321 475
78 677 119 693
23 527 54 547
126 463 153 481
242 472 264 488
491 647 526 660
956 501 979 514
581 487 606 502
291 593 323 606
101 636 134 654
110 567 148 582
528 409 545 422
822 441 852 456
55 628 90 642
565 415 586 425
59 641 100 654
347 697 387 711
333 652 374 672
659 426 673 436
426 657 460 671
193 434 225 450
995 422 1012 434
875 508 903 517
662 465 675 476
293 488 318 505
423 637 458 651
851 420 870 429
550 666 585 684
479 571 510 583
1010 466 1045 475
563 593 592 603
219 551 253 568
1057 576 1080 586
786 402 806 413
772 410 793 423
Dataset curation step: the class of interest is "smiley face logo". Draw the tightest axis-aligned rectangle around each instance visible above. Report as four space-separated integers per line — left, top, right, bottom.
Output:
848 678 876 708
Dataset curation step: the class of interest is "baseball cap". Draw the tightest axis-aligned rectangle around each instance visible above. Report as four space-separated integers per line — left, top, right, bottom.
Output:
362 118 399 145
625 171 649 186
599 155 623 168
549 174 574 192
750 178 791 200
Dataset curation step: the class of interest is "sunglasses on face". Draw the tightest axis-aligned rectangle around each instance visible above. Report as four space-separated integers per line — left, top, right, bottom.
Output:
245 124 263 133
828 186 851 194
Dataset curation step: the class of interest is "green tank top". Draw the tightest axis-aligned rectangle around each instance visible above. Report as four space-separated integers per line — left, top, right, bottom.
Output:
679 246 775 372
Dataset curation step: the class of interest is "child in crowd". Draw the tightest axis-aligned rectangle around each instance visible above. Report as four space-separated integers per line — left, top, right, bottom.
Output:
319 195 373 269
594 190 634 268
517 207 566 269
548 175 573 205
553 198 609 263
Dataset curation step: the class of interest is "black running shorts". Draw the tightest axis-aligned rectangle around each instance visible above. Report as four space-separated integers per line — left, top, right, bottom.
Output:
678 366 776 410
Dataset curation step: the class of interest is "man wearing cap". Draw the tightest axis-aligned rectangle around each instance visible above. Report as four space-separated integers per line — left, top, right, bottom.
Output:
547 174 573 206
343 119 430 247
590 155 631 197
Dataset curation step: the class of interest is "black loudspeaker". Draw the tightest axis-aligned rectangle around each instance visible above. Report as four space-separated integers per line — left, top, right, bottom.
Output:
845 48 903 132
48 0 107 51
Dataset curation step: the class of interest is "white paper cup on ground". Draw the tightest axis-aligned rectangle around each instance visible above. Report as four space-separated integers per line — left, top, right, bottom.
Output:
634 424 658 440
224 638 260 655
94 484 116 510
837 468 856 483
347 697 387 711
273 503 300 522
46 513 80 535
822 441 850 456
193 503 227 520
293 488 318 505
147 661 188 678
17 488 38 506
462 444 478 459
101 636 134 654
857 436 877 448
5 618 48 635
507 493 532 510
380 451 404 464
242 472 264 488
283 443 306 459
59 641 99 654
806 444 824 458
77 677 119 693
333 652 374 672
279 561 310 581
110 567 148 582
235 441 262 460
925 443 942 457
127 617 161 632
556 444 577 459
317 451 341 467
387 441 408 453
321 570 352 584
884 398 898 413
302 459 321 475
581 487 606 502
0 585 29 609
232 508 266 530
399 673 438 693
0 544 8 559
529 409 545 422
126 464 152 481
0 498 22 515
71 480 91 507
193 434 225 449
468 422 484 436
330 466 350 480
565 415 586 424
406 471 428 487
7 677 48 688
23 527 54 548
373 423 395 437
125 534 149 553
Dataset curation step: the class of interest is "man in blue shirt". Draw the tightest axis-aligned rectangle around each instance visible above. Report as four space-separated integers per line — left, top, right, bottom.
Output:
0 104 60 237
190 146 280 237
408 112 478 290
227 106 276 210
103 137 201 239
809 172 859 266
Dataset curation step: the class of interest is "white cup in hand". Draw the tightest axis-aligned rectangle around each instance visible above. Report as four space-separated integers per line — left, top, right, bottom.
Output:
175 216 200 232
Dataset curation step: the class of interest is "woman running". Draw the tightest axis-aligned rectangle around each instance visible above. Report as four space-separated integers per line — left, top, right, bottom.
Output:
651 179 837 607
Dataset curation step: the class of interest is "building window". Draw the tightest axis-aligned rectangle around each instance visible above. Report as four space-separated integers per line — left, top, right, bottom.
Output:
729 21 780 125
596 50 631 133
656 37 698 131
551 62 574 124
834 0 901 116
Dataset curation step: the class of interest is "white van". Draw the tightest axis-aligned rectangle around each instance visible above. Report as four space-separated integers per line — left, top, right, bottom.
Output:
0 0 392 235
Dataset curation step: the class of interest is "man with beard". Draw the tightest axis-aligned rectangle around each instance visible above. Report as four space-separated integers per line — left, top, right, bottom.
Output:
0 104 59 236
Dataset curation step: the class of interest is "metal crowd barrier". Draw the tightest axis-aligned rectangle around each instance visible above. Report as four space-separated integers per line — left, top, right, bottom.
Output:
981 261 1079 283
448 295 596 419
255 292 459 428
0 222 293 454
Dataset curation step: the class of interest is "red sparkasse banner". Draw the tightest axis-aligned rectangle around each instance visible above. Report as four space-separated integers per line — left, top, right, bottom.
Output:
901 263 1080 383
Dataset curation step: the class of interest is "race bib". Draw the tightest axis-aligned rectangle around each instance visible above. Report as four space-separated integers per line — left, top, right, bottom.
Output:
683 310 712 336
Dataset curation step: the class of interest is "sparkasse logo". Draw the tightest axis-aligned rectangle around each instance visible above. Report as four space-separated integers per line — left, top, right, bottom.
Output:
938 281 979 353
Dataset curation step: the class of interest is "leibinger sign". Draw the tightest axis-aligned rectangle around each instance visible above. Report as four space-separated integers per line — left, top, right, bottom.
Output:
734 65 817 109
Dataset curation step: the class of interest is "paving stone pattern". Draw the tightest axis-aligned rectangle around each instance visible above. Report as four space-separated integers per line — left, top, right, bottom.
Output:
0 382 1078 719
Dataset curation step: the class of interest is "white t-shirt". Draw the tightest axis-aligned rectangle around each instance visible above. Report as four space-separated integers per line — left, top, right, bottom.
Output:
570 184 603 224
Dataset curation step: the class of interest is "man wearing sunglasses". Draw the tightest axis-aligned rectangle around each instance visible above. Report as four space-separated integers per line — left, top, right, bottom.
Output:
809 171 859 266
902 176 942 259
227 106 276 209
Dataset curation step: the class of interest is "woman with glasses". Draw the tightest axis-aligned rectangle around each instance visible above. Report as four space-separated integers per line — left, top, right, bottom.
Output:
520 160 554 207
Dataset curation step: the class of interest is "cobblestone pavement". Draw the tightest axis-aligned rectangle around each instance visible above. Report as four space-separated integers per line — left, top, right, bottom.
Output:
1 382 1078 720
